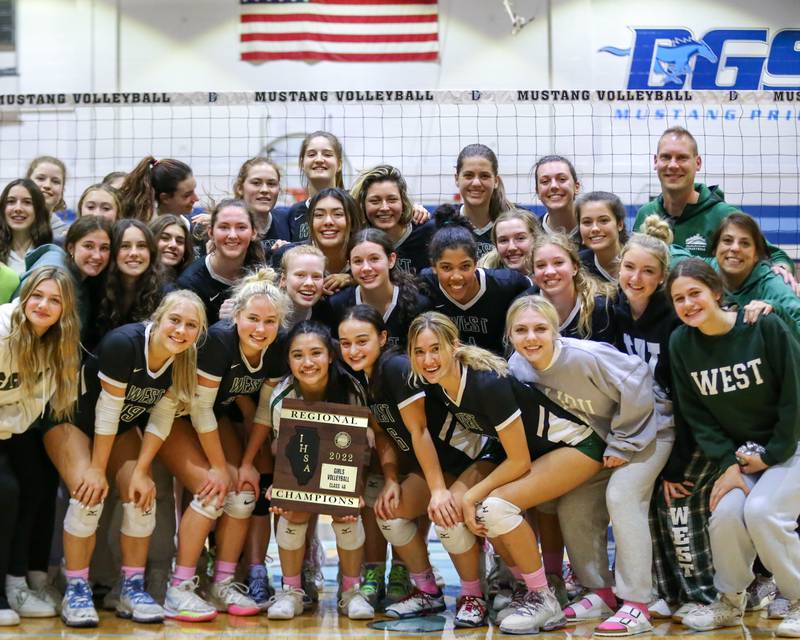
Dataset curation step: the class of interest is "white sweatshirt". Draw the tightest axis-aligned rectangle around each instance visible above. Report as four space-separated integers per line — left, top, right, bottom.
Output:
0 301 54 439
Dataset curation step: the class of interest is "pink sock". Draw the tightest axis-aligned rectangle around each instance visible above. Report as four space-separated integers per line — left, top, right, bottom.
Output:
624 600 650 618
171 564 196 587
410 569 439 595
121 565 144 579
459 579 483 598
283 574 302 589
214 560 238 583
65 568 89 581
521 567 548 592
341 575 360 591
542 552 562 576
509 566 523 582
596 587 617 609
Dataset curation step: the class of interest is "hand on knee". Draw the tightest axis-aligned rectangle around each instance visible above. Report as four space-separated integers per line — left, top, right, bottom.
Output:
223 490 257 519
332 518 366 551
64 498 104 538
120 501 156 537
434 522 475 555
477 496 522 538
376 517 417 547
189 494 224 520
276 516 308 551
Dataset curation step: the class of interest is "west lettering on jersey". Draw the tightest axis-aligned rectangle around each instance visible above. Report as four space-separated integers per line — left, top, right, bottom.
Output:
0 371 20 391
689 358 764 396
451 315 489 335
228 375 263 397
125 385 166 405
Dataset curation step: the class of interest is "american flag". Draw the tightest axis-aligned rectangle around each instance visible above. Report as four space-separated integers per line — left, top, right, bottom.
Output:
240 0 439 62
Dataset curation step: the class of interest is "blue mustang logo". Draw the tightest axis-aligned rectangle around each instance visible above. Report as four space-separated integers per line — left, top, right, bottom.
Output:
600 37 717 86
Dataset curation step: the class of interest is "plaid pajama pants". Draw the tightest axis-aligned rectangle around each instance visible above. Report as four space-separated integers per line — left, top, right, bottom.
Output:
650 449 720 605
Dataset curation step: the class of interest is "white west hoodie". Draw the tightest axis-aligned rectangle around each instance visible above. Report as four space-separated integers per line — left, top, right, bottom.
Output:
0 300 54 439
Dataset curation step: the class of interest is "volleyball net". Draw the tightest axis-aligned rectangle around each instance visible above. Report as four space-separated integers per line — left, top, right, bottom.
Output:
0 90 797 255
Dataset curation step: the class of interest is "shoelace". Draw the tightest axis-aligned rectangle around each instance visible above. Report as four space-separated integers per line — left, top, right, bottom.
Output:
124 578 156 605
248 575 270 601
458 596 485 617
396 588 435 606
516 591 545 617
361 568 383 593
67 581 94 609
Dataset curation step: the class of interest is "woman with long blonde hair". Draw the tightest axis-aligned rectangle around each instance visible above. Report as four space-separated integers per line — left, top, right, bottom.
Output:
0 267 80 626
43 290 206 629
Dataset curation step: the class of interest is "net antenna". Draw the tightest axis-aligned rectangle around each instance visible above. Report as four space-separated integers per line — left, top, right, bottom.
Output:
501 0 535 35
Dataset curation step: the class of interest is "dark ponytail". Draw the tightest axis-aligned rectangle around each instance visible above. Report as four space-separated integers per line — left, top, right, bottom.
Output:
339 304 398 401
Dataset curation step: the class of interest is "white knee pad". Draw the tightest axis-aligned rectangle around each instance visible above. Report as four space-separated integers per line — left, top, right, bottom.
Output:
479 497 523 538
120 502 156 538
276 516 308 551
223 490 256 519
332 518 366 551
434 522 476 555
363 474 384 509
376 517 417 547
64 498 104 538
189 495 224 521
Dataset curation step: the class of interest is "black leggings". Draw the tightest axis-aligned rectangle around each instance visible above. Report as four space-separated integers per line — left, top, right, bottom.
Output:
0 430 59 584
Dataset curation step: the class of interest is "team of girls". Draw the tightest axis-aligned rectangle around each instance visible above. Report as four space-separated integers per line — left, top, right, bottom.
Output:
1 140 798 638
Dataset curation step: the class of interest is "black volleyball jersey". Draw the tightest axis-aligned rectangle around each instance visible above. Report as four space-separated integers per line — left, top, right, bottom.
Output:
418 267 530 354
176 256 237 326
316 285 431 348
579 248 616 283
393 221 435 275
261 207 292 251
458 205 495 259
558 294 616 344
77 323 174 432
197 321 288 408
287 200 311 243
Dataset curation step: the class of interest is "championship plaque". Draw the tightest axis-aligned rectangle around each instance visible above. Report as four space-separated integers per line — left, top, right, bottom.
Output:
271 399 372 517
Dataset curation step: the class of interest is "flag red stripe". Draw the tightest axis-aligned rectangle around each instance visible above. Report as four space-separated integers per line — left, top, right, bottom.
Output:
241 50 438 62
241 32 437 43
241 13 436 23
310 0 437 4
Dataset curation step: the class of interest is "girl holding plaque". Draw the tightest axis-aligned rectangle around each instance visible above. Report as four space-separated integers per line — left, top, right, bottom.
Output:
255 321 375 622
157 269 290 621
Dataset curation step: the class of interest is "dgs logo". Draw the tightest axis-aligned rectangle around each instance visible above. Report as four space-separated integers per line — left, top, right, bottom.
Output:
600 28 799 90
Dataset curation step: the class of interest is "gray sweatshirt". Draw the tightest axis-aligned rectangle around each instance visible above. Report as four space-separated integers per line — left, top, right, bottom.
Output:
508 337 663 460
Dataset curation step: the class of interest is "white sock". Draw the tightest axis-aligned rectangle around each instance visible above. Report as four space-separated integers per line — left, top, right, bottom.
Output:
5 575 26 590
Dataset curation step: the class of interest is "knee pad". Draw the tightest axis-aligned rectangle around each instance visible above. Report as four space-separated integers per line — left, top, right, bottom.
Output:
376 517 417 547
478 496 523 538
189 495 224 521
64 498 104 538
276 516 308 551
434 522 476 555
332 518 366 551
253 474 272 517
120 501 156 538
363 474 384 509
223 490 257 519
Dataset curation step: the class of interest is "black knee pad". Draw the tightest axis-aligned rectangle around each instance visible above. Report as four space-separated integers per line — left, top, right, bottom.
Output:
253 473 272 516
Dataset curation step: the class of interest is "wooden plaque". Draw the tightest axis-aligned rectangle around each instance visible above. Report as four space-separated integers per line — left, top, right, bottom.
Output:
271 398 372 517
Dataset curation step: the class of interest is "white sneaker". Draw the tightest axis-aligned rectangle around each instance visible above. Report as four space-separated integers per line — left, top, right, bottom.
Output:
672 601 704 623
776 600 800 638
267 585 305 620
500 588 567 635
26 572 61 613
384 588 446 618
0 607 19 626
496 584 527 624
564 592 614 622
6 580 56 618
647 597 674 619
682 592 745 631
208 576 260 616
116 574 164 624
61 578 99 628
454 595 487 628
164 577 217 622
338 585 374 620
